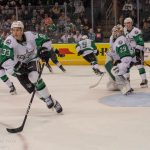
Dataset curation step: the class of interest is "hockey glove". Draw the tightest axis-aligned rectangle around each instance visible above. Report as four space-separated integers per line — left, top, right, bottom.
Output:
38 47 50 63
77 50 84 56
14 61 29 75
54 48 65 57
94 49 99 56
135 49 143 64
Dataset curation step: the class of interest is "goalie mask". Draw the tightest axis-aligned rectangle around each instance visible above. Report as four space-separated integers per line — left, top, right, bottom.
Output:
112 24 124 39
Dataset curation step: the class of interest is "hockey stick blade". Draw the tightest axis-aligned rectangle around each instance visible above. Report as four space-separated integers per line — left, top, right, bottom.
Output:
89 73 105 88
6 126 23 133
6 64 45 133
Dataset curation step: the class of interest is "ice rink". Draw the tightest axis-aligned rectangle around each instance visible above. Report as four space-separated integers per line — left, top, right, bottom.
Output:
0 65 150 150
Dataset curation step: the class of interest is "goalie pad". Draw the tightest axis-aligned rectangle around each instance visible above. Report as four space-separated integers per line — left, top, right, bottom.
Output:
105 58 120 90
105 59 115 81
115 75 132 95
106 79 119 91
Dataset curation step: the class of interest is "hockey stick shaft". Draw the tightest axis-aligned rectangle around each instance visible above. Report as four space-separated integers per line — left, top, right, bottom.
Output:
6 64 45 133
89 73 105 88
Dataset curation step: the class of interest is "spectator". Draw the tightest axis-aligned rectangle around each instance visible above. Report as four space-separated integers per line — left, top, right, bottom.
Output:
143 21 150 41
74 1 85 15
61 32 70 43
95 27 104 43
52 2 61 19
73 30 82 42
67 0 75 16
88 28 96 41
42 13 53 26
122 0 134 18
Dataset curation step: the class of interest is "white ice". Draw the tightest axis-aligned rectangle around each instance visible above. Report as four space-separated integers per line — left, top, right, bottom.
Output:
0 65 150 150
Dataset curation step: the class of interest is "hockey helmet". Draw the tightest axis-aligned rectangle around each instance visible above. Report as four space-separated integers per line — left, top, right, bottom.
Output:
11 21 24 29
124 17 133 24
81 35 88 40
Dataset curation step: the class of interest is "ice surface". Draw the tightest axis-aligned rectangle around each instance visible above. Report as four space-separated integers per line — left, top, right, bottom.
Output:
0 65 150 150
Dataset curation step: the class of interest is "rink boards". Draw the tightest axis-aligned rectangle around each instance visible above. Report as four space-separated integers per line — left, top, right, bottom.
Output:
51 43 109 65
50 43 150 65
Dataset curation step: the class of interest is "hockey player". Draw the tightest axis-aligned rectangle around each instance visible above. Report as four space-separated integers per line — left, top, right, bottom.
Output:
124 17 148 88
75 35 104 75
105 26 121 91
0 21 62 113
41 46 66 73
110 24 133 95
0 37 16 95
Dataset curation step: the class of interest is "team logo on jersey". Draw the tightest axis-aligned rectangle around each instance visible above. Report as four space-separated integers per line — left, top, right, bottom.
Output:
5 39 11 45
135 30 139 34
118 40 123 45
17 49 35 60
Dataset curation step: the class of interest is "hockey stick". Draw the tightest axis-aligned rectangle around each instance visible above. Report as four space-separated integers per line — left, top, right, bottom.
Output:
6 64 45 133
89 73 105 89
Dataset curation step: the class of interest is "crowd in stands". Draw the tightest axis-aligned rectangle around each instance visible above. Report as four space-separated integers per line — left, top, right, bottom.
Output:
1 0 150 42
118 0 150 41
0 0 104 43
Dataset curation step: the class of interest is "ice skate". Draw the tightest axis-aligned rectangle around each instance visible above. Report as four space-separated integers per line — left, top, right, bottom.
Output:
54 100 63 113
124 88 134 95
140 79 148 88
9 83 17 95
93 68 104 76
59 65 66 72
45 96 54 109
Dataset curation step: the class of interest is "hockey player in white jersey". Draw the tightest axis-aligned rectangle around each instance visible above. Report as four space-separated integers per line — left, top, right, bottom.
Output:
110 24 133 95
0 21 62 113
124 17 148 88
75 35 104 75
0 37 16 95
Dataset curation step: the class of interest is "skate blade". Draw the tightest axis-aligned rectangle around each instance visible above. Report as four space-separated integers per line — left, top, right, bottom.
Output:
125 91 134 96
140 85 148 88
10 91 17 95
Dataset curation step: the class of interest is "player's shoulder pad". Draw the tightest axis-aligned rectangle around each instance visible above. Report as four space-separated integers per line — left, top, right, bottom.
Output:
24 31 37 39
116 36 126 46
4 35 15 48
132 27 141 35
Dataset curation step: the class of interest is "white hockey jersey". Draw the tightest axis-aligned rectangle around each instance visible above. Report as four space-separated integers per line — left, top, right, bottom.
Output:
0 31 51 74
124 27 144 51
75 39 97 56
112 35 132 59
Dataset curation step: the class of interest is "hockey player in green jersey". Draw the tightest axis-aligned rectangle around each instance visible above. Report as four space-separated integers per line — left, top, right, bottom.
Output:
0 37 16 94
0 21 62 113
124 17 148 88
110 24 133 95
75 35 104 75
41 47 66 73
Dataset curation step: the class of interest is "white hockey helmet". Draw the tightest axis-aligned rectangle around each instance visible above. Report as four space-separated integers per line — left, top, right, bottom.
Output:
11 21 24 29
81 35 88 40
124 17 133 24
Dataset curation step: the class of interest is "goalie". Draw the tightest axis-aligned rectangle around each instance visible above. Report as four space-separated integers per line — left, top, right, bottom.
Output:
105 25 133 95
